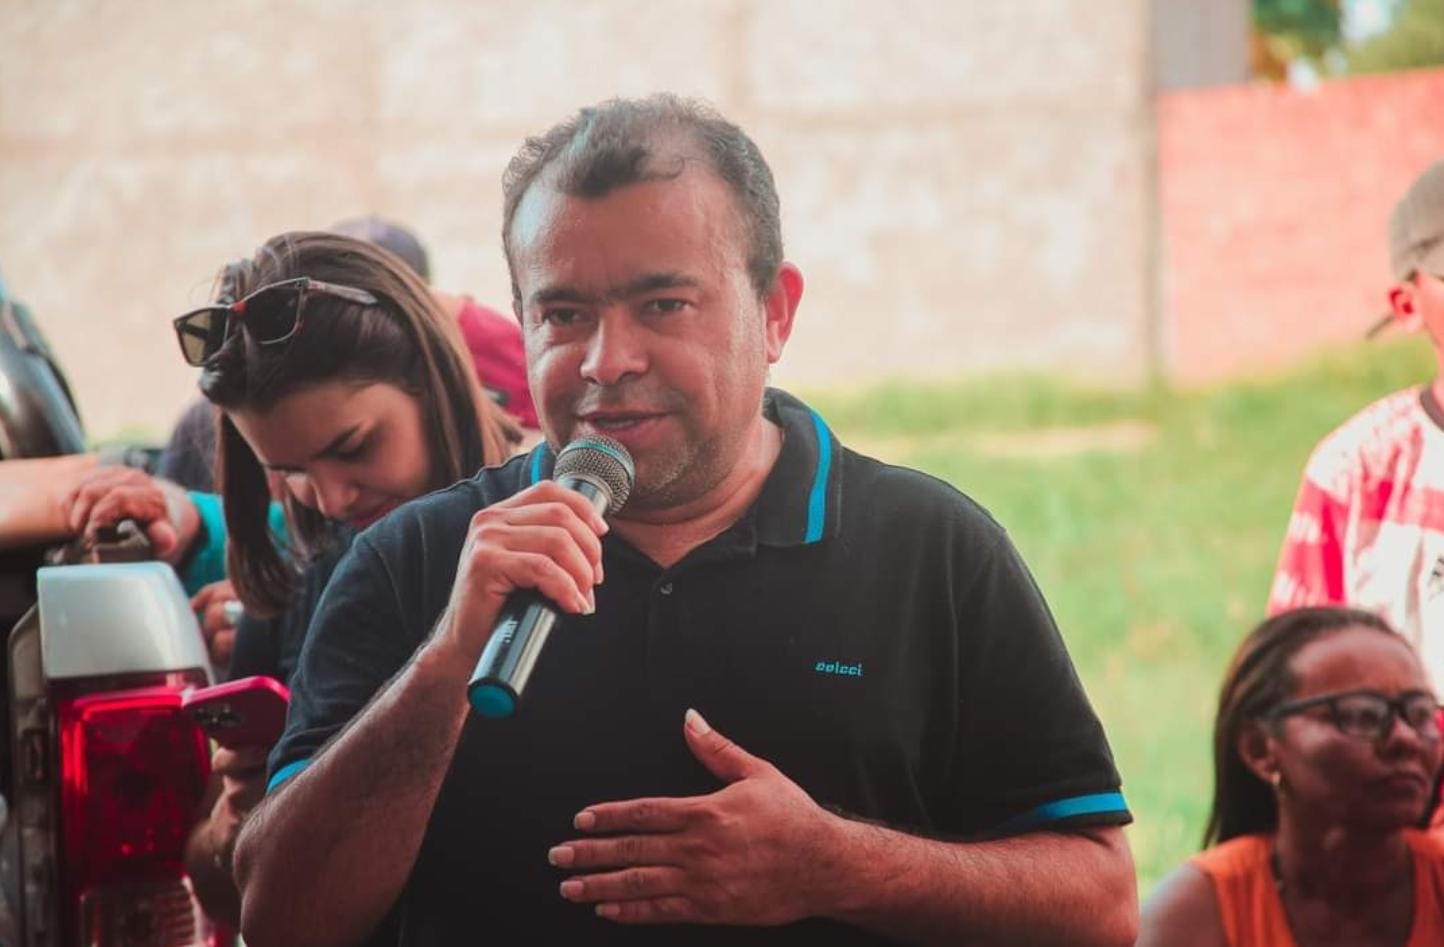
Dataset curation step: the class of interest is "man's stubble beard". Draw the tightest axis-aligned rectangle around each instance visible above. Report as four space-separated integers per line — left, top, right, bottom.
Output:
623 421 728 513
625 378 769 513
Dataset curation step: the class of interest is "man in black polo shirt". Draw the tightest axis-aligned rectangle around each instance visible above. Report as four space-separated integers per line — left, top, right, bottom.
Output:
235 95 1138 946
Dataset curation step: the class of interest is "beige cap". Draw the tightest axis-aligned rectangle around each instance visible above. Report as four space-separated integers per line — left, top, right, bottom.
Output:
1389 160 1444 281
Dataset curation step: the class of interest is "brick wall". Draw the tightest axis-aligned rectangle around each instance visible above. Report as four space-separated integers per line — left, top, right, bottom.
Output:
1156 67 1444 384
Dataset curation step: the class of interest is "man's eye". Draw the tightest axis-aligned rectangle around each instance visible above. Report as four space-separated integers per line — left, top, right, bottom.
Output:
643 298 687 315
543 308 586 327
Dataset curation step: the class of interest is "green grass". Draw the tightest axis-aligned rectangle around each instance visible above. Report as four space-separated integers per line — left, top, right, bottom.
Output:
801 336 1438 895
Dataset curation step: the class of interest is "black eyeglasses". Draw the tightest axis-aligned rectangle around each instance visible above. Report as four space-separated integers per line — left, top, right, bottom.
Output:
172 277 378 367
1266 689 1442 743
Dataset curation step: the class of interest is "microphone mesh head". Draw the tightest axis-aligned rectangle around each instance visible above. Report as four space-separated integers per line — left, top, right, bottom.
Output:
554 435 635 515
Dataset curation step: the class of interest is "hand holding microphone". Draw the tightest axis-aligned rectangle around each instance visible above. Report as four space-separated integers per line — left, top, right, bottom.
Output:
460 436 634 718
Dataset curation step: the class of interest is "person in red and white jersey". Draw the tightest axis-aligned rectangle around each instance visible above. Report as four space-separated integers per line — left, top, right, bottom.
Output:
1269 159 1444 685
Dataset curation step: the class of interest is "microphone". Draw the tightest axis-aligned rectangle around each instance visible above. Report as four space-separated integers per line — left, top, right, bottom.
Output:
467 435 635 718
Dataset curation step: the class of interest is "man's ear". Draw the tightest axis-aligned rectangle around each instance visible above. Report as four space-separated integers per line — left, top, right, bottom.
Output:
1237 721 1279 787
1389 280 1422 332
762 263 803 365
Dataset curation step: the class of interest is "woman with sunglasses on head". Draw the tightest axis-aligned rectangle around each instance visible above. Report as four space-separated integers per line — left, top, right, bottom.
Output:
131 231 520 927
1138 606 1444 947
65 233 520 675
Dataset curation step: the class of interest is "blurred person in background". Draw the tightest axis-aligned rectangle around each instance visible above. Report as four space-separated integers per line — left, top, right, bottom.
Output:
1139 606 1444 947
1269 160 1444 687
68 231 520 926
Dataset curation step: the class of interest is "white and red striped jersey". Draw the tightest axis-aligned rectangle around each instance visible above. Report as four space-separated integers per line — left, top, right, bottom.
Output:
1269 386 1444 686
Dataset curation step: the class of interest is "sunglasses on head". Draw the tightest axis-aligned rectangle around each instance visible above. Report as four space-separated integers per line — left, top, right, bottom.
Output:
172 276 378 367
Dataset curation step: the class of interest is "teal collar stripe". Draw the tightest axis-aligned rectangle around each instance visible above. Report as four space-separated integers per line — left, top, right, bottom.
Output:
804 409 833 544
267 757 312 794
527 443 547 486
991 792 1129 835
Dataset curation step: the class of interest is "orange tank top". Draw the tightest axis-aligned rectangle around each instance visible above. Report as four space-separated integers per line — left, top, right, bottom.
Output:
1189 831 1444 947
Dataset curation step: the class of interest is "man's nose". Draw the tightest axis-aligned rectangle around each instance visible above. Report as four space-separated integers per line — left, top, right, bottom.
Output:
580 311 647 386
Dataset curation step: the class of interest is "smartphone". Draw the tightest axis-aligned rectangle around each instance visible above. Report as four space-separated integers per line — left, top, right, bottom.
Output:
182 676 291 749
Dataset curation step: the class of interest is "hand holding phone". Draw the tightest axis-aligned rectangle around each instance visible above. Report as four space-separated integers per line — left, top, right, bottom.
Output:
182 676 290 749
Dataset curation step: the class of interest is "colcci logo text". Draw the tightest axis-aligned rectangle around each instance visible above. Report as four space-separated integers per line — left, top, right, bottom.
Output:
814 660 863 677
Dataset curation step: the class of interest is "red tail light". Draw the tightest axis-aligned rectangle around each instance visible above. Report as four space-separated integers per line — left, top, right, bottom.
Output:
56 679 214 946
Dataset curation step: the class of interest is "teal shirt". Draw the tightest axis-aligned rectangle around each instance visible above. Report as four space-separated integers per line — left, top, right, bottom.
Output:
178 491 287 594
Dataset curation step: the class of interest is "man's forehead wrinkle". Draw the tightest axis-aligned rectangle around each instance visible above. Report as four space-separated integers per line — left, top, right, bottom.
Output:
512 163 749 309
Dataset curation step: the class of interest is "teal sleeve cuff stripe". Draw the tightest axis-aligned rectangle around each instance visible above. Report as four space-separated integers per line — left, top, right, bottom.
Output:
267 758 311 794
804 410 832 543
179 493 294 597
993 792 1130 834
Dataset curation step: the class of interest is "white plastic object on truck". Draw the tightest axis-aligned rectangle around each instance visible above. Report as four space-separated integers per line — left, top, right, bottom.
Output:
36 562 214 683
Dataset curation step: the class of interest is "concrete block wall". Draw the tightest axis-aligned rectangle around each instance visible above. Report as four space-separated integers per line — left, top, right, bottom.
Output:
0 0 1152 440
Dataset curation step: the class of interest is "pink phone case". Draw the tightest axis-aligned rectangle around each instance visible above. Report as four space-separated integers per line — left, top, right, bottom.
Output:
181 676 291 749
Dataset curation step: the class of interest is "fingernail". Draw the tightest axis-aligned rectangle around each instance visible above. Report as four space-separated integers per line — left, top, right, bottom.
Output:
587 591 597 613
548 845 573 867
685 708 710 735
597 903 620 919
574 810 596 831
559 879 583 899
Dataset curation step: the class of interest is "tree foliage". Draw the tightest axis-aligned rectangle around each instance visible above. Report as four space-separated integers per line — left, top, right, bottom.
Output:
1346 0 1444 74
1253 0 1444 77
1254 0 1342 60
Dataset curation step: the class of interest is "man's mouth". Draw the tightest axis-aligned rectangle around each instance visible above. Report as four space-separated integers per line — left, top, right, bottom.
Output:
578 411 663 432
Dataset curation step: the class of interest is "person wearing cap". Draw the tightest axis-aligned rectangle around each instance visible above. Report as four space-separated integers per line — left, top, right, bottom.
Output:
1268 159 1444 686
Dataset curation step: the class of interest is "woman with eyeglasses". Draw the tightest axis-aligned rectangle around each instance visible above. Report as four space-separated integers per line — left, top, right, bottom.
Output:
1138 606 1444 947
73 231 522 928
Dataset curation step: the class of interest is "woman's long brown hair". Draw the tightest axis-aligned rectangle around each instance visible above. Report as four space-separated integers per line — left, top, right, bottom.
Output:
199 231 519 617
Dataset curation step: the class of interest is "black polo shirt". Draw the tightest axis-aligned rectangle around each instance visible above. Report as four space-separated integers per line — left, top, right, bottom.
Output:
270 388 1129 945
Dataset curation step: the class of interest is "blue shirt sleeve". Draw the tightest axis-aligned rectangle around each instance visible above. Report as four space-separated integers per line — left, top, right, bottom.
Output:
178 492 227 594
177 491 290 595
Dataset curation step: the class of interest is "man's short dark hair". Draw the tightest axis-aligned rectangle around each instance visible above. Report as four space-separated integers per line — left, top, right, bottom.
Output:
501 94 783 308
